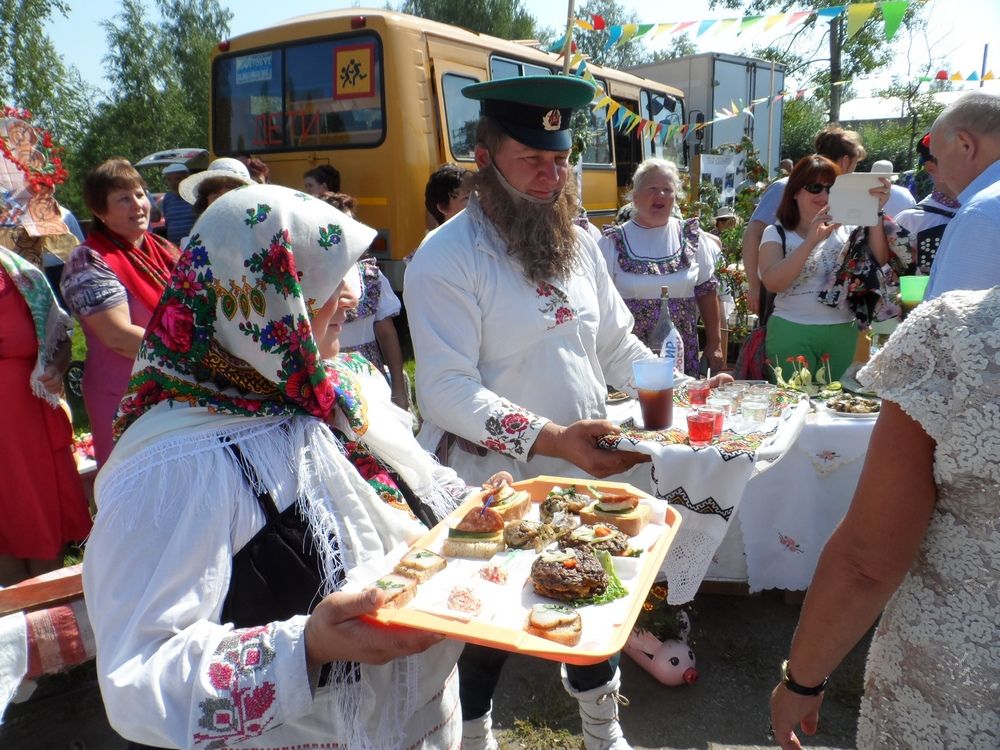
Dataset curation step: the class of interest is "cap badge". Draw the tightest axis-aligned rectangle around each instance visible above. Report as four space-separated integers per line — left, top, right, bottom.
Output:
542 109 561 131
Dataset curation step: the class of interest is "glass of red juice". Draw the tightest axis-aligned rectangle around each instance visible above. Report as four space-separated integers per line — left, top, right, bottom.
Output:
701 405 725 437
632 359 675 430
686 408 715 447
686 379 711 406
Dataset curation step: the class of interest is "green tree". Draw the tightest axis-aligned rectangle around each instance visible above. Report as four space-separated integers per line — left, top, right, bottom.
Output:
652 34 698 63
70 0 231 194
779 98 827 163
398 0 541 40
710 0 925 122
0 0 97 208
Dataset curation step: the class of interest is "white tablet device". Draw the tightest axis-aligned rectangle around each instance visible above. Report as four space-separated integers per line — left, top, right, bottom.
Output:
828 171 895 227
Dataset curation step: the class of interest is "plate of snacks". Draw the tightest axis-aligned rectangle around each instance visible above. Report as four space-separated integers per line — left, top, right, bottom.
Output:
821 394 881 418
355 476 681 665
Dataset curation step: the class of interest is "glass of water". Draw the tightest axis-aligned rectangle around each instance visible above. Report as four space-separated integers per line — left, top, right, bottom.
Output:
740 394 769 428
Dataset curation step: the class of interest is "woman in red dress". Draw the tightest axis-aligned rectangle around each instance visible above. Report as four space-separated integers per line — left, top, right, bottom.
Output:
0 246 91 585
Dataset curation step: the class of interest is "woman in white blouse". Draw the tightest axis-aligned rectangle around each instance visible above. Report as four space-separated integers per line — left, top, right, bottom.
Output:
599 158 724 375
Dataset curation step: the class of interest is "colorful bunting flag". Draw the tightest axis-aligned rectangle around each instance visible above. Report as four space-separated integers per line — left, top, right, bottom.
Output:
697 19 717 37
603 26 623 51
880 0 908 41
591 14 606 31
764 13 788 31
846 3 877 39
815 6 846 19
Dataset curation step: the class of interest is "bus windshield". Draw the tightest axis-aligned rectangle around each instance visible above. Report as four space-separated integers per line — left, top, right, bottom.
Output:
212 32 386 154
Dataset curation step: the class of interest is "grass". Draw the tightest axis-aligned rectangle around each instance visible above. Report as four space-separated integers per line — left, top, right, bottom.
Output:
500 719 579 750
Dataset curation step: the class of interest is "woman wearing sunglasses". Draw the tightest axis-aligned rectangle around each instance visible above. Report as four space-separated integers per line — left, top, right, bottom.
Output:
757 155 892 381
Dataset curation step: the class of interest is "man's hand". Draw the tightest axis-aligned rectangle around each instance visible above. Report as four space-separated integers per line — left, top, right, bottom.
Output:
304 589 444 669
534 420 650 478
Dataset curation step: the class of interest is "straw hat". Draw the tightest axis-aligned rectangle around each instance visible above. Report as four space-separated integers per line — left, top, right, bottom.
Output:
179 157 254 204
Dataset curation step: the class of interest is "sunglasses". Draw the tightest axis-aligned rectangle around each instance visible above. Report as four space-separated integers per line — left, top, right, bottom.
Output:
802 183 833 195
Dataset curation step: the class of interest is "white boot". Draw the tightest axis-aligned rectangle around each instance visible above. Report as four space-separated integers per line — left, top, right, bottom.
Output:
561 666 633 750
462 706 500 750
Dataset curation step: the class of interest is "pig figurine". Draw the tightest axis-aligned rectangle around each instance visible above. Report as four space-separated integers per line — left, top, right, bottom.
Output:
624 619 698 686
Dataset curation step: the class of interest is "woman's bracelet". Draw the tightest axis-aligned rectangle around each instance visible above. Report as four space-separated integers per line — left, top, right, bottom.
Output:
780 660 828 696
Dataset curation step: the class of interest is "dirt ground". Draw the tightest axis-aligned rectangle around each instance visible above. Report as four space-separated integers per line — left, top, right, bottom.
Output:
0 590 872 750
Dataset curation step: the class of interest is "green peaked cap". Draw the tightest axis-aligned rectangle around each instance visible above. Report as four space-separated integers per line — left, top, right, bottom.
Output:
463 75 597 151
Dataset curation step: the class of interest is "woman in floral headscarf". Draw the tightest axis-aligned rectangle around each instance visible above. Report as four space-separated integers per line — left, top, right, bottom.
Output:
83 185 468 750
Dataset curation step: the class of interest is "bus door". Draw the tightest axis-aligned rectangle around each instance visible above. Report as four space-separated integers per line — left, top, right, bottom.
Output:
425 39 486 165
612 96 642 202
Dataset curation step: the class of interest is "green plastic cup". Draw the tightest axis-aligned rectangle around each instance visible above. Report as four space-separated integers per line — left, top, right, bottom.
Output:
899 276 929 309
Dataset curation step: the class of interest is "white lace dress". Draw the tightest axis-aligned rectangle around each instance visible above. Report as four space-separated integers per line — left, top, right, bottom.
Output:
855 287 1000 749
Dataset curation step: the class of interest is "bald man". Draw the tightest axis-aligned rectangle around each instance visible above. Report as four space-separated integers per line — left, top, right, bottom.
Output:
924 92 1000 299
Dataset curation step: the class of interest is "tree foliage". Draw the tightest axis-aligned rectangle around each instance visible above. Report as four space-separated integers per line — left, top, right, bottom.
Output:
0 0 95 150
70 0 231 196
398 0 542 40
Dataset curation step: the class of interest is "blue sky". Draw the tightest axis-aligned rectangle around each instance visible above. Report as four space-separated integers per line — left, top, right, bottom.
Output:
46 0 999 96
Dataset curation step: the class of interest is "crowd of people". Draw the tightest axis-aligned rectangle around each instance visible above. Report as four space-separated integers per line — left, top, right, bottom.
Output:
1 73 997 750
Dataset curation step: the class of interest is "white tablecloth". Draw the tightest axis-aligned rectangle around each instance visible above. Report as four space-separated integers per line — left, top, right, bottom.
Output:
709 410 876 591
603 392 809 604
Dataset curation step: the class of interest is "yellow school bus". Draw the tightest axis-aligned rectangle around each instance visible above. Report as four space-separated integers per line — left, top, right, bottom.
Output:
209 9 686 289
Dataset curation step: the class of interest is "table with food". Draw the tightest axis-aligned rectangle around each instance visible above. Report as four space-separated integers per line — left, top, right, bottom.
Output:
344 477 681 664
599 378 812 604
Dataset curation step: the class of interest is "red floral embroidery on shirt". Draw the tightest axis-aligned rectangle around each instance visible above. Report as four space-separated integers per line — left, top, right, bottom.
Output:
483 402 541 457
536 281 576 329
194 625 279 749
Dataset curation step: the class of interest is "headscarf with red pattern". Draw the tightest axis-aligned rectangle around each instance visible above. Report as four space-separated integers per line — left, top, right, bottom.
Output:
114 184 374 438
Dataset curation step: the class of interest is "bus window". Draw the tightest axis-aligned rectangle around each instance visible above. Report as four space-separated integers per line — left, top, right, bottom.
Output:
212 33 386 154
489 57 552 80
641 89 684 164
580 79 612 166
442 73 481 161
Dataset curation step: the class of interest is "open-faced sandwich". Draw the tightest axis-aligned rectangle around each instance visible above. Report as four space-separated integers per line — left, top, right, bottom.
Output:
441 505 506 559
393 547 448 582
503 519 558 552
560 523 630 556
373 573 418 609
579 488 650 537
525 603 582 646
529 546 607 601
481 482 532 522
539 485 588 522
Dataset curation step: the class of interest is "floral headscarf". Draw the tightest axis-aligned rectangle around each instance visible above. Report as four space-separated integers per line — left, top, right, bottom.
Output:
114 184 375 438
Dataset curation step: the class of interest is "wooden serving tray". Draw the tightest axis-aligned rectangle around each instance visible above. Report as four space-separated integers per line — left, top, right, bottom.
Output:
364 475 681 665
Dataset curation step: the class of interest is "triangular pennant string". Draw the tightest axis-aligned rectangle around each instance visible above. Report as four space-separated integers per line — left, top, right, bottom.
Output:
653 22 677 38
816 5 846 19
765 13 789 31
673 20 697 35
591 13 606 31
879 0 908 41
846 3 876 39
740 15 764 33
603 26 623 50
637 23 656 38
786 11 811 28
575 18 593 31
696 19 717 37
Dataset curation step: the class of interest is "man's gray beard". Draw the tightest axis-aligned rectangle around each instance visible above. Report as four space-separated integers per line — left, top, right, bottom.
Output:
470 166 580 286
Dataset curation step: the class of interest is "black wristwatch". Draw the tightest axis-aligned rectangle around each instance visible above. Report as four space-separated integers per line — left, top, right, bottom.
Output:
781 660 828 696
877 209 886 217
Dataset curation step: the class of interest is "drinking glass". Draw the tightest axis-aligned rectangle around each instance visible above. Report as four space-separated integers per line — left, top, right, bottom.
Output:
740 394 769 428
686 379 711 406
686 408 715 447
632 359 674 430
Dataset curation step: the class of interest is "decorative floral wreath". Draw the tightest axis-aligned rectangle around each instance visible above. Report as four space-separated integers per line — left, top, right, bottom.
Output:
0 106 69 192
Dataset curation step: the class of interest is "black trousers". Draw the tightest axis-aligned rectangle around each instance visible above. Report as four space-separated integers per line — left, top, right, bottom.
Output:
458 643 619 720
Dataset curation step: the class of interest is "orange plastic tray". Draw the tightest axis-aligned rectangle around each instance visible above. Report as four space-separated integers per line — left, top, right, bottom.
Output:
367 475 681 665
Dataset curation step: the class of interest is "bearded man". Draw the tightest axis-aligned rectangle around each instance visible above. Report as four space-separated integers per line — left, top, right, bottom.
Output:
404 75 654 750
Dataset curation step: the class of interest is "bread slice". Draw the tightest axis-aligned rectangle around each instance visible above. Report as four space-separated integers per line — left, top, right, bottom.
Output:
374 573 417 608
441 532 505 559
394 547 448 582
525 603 582 646
579 501 651 537
483 486 532 522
